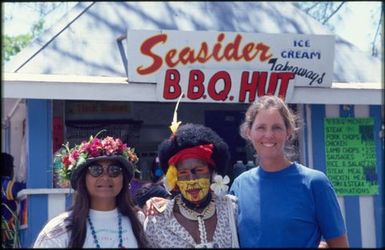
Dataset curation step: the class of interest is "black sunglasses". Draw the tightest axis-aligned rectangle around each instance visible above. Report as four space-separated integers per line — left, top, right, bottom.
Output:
87 164 123 178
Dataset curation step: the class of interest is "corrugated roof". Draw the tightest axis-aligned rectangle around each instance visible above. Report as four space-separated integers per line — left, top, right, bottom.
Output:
4 1 382 83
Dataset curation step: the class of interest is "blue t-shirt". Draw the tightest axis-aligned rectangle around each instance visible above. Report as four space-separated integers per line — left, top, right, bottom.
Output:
230 162 346 248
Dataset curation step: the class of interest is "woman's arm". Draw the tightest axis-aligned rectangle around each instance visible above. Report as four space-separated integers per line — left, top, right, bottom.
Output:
325 234 349 248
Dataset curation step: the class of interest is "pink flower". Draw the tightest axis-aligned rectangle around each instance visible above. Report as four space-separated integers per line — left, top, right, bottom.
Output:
78 142 88 153
102 136 116 155
69 150 80 165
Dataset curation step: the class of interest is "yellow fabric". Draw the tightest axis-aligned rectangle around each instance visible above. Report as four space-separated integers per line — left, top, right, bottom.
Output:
165 165 178 191
6 180 15 200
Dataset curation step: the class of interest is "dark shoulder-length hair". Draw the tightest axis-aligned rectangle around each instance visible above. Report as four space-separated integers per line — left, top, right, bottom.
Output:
65 167 148 247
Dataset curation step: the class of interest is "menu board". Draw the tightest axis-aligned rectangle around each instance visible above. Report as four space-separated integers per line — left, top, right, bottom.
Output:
324 117 378 196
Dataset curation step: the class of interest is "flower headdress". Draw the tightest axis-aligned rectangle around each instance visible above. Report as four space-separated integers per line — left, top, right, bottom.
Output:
55 130 139 189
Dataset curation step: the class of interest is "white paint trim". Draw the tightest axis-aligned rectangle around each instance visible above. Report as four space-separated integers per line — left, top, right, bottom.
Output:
354 105 369 117
325 104 340 117
48 193 67 220
3 73 383 104
359 196 376 247
17 188 73 199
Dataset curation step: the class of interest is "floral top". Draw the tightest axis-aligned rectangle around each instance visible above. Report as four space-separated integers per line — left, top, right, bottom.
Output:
144 193 238 248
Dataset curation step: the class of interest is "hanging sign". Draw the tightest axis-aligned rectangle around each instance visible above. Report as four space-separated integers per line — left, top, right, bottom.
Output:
126 30 335 102
324 117 378 196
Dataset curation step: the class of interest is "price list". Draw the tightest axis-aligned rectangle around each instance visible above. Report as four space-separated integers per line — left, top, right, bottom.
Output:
324 118 378 196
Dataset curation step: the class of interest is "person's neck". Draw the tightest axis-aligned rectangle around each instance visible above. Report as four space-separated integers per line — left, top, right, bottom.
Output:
259 157 292 172
90 199 117 211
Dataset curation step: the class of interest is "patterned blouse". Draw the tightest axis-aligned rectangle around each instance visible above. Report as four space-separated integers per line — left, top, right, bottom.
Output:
144 193 238 248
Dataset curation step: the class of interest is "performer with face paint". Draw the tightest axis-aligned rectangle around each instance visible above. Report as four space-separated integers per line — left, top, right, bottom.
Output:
144 99 239 248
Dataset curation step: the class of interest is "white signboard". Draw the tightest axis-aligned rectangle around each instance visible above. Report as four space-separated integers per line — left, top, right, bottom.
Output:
126 30 335 103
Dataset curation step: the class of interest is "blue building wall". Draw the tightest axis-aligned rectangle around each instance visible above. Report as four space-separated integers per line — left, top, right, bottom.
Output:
20 99 52 247
311 104 383 248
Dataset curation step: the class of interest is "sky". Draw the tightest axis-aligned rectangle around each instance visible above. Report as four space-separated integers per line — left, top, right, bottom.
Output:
332 2 382 55
2 2 383 56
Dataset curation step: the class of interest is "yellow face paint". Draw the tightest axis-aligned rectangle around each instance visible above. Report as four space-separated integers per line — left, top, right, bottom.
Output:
176 178 210 203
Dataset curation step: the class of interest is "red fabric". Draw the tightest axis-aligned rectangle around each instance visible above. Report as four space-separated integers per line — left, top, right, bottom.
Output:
168 144 215 167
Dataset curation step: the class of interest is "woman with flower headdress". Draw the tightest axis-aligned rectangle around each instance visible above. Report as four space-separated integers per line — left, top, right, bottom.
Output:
143 99 239 248
33 132 147 248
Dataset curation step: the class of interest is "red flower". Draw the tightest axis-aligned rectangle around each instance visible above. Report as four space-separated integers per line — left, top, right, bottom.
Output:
62 155 71 167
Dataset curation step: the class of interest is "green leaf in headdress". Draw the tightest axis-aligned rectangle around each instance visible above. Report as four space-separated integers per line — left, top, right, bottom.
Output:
76 156 87 168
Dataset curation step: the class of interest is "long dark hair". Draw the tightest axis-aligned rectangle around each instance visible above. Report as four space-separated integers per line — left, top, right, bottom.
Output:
66 167 147 247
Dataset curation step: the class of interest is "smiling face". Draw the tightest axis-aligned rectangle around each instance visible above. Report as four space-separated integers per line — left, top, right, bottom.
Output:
176 158 211 204
248 107 291 164
85 159 123 210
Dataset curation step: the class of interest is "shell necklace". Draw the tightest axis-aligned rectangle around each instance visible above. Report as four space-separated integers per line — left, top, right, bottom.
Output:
87 212 123 248
176 195 216 246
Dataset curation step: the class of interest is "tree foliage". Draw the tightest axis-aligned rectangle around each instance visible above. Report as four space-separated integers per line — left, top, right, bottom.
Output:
2 34 32 63
2 2 66 65
2 20 44 65
294 1 383 58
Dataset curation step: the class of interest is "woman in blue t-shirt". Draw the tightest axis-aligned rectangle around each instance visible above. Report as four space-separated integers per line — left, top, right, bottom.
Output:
230 95 348 248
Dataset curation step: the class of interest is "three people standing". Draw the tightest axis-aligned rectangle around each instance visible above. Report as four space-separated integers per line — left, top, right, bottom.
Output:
31 94 348 248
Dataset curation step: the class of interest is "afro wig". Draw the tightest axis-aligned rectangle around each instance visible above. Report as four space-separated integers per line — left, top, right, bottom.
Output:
157 123 230 176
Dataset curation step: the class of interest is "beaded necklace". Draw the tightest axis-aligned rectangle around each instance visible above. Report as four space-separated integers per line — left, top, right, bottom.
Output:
87 212 123 248
176 195 216 246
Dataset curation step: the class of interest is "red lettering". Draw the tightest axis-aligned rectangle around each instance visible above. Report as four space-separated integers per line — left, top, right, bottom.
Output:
266 73 278 96
212 33 225 61
277 72 295 100
163 69 181 99
242 43 256 61
223 35 242 61
266 72 295 100
257 72 268 97
239 71 268 102
137 33 274 75
256 43 273 62
179 47 193 64
137 34 167 75
165 49 178 67
187 70 205 100
207 71 231 101
239 72 257 102
197 42 211 63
